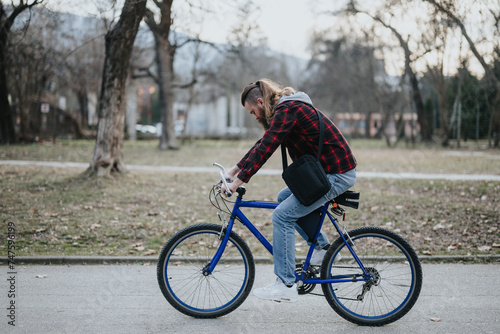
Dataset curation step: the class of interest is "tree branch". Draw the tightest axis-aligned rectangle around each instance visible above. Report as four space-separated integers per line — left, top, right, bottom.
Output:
424 0 498 86
489 7 500 31
144 8 161 36
346 1 411 72
171 78 197 89
131 66 159 83
173 36 222 53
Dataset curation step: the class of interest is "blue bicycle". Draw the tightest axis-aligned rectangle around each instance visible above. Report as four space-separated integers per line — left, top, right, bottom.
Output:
157 164 422 326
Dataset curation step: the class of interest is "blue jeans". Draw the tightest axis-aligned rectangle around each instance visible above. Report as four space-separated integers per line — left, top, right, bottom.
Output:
272 169 356 286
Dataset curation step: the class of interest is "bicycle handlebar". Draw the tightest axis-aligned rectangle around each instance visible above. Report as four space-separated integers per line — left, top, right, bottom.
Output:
213 163 232 197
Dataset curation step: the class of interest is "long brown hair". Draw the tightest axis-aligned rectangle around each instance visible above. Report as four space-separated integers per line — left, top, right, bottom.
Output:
241 78 295 126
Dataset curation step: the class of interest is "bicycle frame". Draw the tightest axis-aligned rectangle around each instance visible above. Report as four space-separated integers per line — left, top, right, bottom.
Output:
204 190 371 285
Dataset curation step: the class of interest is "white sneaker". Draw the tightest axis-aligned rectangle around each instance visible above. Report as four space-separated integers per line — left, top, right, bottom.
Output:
253 278 298 303
310 248 327 266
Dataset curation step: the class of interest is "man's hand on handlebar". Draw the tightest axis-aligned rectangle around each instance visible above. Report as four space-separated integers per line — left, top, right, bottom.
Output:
213 163 245 198
221 177 244 198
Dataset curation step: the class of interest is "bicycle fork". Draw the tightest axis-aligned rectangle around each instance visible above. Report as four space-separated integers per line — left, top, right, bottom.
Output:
202 216 235 276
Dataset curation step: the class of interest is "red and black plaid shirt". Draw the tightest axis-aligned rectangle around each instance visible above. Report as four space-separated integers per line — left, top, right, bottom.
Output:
237 101 357 183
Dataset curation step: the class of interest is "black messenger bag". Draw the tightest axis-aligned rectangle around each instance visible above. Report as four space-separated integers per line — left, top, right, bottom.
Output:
281 108 331 206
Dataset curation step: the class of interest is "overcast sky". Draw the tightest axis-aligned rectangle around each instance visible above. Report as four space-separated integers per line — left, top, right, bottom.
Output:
45 0 493 77
47 0 336 60
204 0 329 59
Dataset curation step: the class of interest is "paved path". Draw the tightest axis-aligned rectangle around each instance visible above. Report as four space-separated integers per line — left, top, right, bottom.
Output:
2 160 500 181
1 264 499 333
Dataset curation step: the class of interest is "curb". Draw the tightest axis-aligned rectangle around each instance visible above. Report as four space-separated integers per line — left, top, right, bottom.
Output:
1 256 274 265
3 256 160 265
2 255 499 265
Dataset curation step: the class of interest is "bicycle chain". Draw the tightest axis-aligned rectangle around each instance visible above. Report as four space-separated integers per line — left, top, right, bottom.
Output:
330 265 362 270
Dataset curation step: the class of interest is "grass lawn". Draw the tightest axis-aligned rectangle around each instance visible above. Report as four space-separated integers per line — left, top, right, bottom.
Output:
1 139 499 259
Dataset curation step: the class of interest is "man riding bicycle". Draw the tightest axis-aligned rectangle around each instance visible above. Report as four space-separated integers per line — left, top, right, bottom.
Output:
222 78 357 303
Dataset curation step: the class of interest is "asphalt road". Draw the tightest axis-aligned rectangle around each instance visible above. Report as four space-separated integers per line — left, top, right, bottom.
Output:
1 263 499 333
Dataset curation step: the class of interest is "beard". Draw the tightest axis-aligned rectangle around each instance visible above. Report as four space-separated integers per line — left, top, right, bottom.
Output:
255 105 270 130
258 117 270 130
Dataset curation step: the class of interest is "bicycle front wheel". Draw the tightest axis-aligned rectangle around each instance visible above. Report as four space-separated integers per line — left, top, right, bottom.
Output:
157 223 255 318
321 227 422 326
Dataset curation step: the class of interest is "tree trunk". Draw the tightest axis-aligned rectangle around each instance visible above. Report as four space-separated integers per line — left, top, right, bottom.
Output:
156 36 178 150
0 46 16 144
435 72 450 147
89 0 147 177
78 89 89 129
407 68 432 141
145 1 179 150
452 69 464 148
364 111 372 138
491 91 500 148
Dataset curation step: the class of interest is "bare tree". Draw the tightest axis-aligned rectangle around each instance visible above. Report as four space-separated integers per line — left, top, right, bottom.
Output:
140 1 255 147
5 8 97 141
346 0 432 142
307 36 379 115
89 0 147 176
306 30 408 146
418 5 454 146
424 0 500 147
59 20 106 132
217 2 292 95
0 0 44 144
143 0 179 150
7 21 51 141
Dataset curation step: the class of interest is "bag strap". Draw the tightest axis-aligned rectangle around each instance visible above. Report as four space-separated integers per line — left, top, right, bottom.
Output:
281 107 325 170
316 108 325 159
281 141 288 170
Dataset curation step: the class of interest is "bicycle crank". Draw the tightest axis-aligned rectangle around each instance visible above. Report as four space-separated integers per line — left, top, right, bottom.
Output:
295 264 318 295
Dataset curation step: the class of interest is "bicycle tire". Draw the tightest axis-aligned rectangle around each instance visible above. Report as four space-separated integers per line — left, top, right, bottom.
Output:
321 226 422 326
157 223 255 318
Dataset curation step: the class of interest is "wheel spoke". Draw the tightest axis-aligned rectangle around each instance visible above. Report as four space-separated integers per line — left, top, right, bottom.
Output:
321 227 422 326
157 224 255 318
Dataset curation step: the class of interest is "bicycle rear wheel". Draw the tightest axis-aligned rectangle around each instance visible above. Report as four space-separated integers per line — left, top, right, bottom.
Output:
157 223 255 318
321 227 422 326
